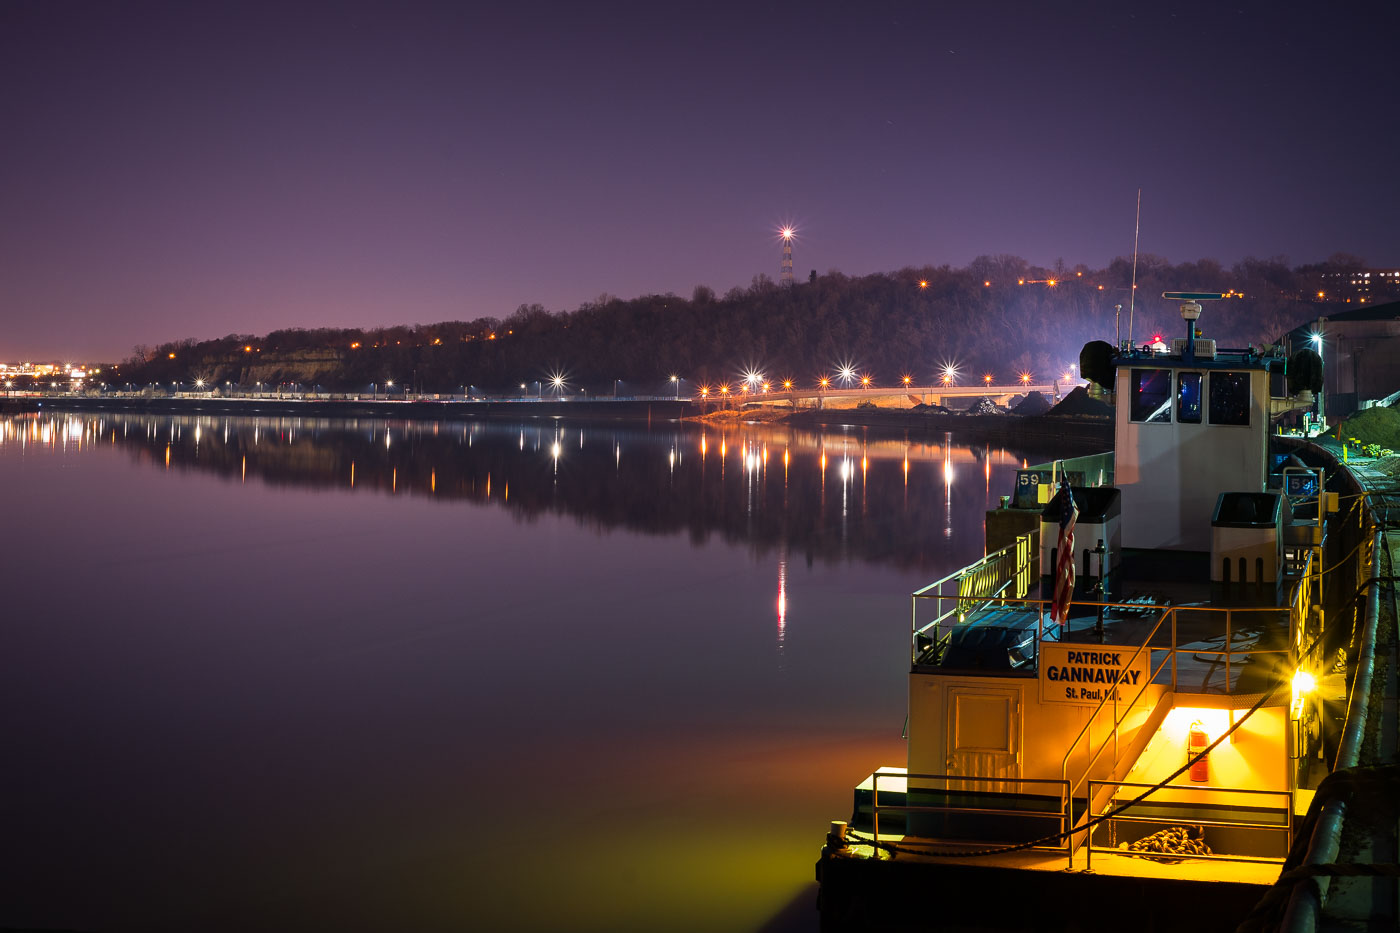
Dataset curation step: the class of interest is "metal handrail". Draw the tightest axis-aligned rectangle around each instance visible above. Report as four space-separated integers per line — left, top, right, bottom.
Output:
1060 547 1319 809
1061 605 1174 804
910 532 1038 664
872 771 1074 868
1086 779 1292 870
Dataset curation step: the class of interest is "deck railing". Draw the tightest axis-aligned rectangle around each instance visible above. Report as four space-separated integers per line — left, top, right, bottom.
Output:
1086 780 1292 867
910 531 1038 665
871 771 1074 868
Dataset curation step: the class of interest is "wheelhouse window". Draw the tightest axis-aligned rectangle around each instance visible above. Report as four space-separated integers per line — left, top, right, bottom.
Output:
1130 369 1172 423
1176 372 1203 424
1209 372 1251 425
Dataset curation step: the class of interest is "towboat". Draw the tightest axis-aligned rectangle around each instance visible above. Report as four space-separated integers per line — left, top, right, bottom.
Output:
817 293 1379 931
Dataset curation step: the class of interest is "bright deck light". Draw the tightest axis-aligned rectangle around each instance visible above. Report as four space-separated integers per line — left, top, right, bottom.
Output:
1292 669 1317 696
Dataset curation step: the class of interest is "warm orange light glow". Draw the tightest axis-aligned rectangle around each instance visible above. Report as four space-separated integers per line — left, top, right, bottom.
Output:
1318 291 1325 298
700 386 710 397
783 379 793 389
983 373 992 384
350 341 361 349
1018 278 1025 285
902 375 912 385
861 376 871 387
1292 669 1317 697
1020 372 1031 384
819 377 830 388
1098 284 1104 290
983 280 990 287
168 352 176 359
780 226 794 240
918 280 928 288
1047 279 1057 286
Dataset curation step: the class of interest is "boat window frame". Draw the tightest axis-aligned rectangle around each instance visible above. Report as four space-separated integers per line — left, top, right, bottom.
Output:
1208 371 1251 426
1129 368 1173 424
1176 371 1203 424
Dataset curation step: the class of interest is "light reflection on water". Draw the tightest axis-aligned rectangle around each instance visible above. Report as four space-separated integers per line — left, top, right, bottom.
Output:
0 412 1043 933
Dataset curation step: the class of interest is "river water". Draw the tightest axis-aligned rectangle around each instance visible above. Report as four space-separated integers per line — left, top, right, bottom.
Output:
1 411 1043 932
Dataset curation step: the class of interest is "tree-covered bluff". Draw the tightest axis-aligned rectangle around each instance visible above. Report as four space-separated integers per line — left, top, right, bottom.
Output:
112 254 1344 394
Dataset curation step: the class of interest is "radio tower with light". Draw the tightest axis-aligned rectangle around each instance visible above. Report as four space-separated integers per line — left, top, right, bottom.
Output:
779 226 794 285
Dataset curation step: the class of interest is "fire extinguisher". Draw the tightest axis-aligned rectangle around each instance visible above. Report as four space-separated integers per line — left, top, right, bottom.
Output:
1188 721 1209 783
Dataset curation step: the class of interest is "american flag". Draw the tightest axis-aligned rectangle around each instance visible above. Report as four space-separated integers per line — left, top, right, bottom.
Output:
1051 482 1078 625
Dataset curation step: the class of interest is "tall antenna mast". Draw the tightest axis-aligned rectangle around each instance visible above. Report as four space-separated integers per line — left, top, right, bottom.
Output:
779 227 794 285
1127 188 1141 347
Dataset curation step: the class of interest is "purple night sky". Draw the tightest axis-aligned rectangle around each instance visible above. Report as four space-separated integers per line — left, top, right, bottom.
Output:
2 1 1396 360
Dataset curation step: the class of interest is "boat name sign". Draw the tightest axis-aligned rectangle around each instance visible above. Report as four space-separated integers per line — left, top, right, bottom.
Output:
1039 643 1150 705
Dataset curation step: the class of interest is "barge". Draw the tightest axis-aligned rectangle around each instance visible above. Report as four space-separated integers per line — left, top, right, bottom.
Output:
817 294 1381 931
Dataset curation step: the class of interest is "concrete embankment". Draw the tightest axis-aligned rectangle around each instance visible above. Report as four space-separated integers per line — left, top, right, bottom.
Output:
783 406 1113 446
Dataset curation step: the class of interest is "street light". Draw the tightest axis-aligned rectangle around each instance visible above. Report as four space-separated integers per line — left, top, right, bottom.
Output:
1312 330 1325 427
670 374 679 400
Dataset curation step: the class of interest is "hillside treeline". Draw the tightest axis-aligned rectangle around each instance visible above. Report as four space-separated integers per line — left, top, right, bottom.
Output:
110 253 1353 394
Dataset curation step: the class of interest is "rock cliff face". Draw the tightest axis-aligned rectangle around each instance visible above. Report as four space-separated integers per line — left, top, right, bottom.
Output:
189 348 347 387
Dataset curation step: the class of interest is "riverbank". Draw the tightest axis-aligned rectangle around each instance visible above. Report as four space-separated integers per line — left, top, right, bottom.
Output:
3 393 1114 449
782 406 1112 446
0 394 697 422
